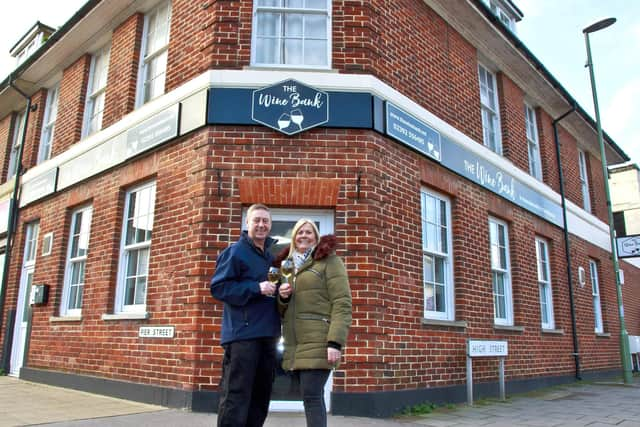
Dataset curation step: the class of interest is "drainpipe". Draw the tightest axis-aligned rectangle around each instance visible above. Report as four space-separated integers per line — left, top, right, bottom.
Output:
552 104 581 380
0 76 32 369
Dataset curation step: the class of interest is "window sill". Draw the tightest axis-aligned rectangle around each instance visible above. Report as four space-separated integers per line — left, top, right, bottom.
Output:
102 313 149 321
542 328 564 335
494 324 525 333
243 65 338 73
596 332 611 338
49 316 82 322
421 318 468 329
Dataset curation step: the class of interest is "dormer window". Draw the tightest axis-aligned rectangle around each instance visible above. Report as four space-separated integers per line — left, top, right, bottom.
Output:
10 22 55 67
483 0 523 33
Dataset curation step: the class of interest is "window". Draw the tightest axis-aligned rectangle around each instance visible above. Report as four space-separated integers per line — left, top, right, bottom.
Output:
138 2 172 105
24 221 39 264
251 0 331 69
38 84 59 163
61 206 93 317
116 181 156 313
525 104 542 180
489 217 512 325
421 190 453 320
83 47 110 136
489 1 516 31
536 237 554 329
478 64 501 154
578 150 591 212
7 111 26 179
590 260 603 333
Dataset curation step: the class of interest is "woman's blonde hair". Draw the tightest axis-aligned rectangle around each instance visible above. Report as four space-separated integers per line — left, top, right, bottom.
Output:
289 218 320 255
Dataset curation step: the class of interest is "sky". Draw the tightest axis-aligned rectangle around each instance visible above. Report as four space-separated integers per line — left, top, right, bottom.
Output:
0 0 637 166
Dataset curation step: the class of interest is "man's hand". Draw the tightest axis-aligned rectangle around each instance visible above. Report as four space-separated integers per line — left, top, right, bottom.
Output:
259 280 276 296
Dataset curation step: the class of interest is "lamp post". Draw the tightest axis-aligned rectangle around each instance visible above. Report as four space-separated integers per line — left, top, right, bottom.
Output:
583 17 633 384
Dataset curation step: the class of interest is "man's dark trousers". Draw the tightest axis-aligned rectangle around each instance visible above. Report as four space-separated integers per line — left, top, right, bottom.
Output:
217 337 277 427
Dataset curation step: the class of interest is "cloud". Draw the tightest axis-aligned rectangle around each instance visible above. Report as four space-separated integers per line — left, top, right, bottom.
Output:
603 79 640 164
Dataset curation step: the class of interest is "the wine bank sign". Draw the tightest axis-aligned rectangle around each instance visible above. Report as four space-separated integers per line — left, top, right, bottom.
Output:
252 79 329 135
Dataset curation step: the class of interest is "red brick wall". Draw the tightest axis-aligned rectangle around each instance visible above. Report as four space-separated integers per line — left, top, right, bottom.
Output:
23 89 47 169
53 55 91 156
0 114 13 180
497 73 528 172
536 108 561 193
19 131 212 389
103 13 144 128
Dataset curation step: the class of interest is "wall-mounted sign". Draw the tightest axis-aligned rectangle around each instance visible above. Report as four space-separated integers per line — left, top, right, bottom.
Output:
127 103 180 157
467 340 508 357
617 234 640 258
20 168 58 207
252 79 329 135
440 136 563 227
386 103 441 161
139 326 175 339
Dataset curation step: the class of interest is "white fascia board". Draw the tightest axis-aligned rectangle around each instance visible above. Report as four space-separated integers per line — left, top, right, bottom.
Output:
24 69 613 253
21 71 212 184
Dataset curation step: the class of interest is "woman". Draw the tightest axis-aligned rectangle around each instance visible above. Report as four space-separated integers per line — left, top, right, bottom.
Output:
275 219 352 427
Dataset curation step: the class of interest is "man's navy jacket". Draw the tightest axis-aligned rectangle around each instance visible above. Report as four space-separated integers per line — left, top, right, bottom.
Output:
210 231 281 345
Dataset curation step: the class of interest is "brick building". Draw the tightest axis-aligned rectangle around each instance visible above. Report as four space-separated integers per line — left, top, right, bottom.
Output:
0 0 639 418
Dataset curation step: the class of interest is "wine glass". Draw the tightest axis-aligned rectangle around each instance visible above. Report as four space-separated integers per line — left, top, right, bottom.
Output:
267 266 280 297
290 109 304 130
280 258 294 283
277 113 291 130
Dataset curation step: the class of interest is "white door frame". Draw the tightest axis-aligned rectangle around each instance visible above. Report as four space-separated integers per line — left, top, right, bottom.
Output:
10 222 38 377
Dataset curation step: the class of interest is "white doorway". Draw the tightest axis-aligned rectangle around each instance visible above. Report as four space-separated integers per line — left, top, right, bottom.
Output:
10 222 39 377
242 209 335 413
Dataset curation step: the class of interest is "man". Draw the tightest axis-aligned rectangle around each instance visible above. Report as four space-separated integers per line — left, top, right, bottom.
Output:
210 204 280 427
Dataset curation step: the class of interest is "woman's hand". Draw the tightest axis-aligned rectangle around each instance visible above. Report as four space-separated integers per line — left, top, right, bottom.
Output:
327 347 341 365
279 282 292 299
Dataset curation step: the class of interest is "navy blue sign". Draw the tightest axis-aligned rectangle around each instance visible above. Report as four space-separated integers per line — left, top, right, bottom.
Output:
440 136 564 227
386 103 441 161
383 102 563 227
252 79 329 135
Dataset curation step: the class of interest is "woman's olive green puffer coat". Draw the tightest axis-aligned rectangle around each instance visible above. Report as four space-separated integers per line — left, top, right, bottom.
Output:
275 235 352 371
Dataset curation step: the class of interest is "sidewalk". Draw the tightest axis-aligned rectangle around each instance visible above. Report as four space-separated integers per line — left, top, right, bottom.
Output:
1 374 639 426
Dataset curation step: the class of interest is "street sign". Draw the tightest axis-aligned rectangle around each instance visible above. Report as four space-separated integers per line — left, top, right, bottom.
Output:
617 234 640 259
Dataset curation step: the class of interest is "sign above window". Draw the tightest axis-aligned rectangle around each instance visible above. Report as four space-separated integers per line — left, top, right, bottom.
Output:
252 79 329 136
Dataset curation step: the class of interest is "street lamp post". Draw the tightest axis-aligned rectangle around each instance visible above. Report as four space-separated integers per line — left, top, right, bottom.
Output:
583 17 633 384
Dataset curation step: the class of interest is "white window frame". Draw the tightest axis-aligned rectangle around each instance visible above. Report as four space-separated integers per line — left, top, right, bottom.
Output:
590 259 604 333
525 104 542 180
82 46 110 137
115 181 156 314
578 149 592 213
60 206 93 317
7 111 26 179
251 0 332 70
136 1 172 106
421 189 454 320
535 237 554 329
478 64 502 154
489 217 513 325
37 84 60 163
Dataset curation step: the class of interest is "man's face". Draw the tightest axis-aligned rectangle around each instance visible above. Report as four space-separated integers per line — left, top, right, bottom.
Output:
246 208 272 243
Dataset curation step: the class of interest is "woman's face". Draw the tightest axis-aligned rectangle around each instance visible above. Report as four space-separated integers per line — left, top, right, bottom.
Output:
295 223 318 253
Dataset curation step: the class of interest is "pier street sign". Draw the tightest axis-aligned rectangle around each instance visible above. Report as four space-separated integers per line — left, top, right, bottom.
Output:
252 79 329 136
